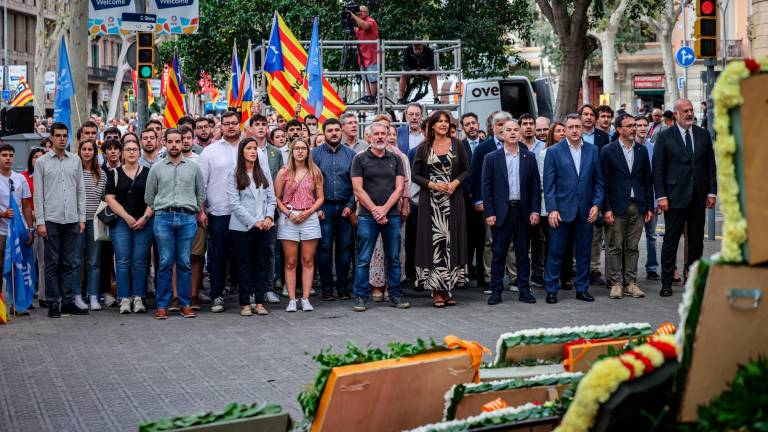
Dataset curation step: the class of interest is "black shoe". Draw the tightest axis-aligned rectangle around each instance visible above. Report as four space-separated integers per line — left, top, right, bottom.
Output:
352 297 367 312
646 271 661 281
47 302 61 318
337 290 352 300
576 291 595 302
321 291 336 301
545 293 558 304
660 287 673 297
487 294 503 305
390 296 411 309
61 302 89 315
589 271 605 286
518 291 537 304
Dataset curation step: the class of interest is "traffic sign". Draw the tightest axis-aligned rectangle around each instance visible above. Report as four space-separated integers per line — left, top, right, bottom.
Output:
677 76 686 90
676 46 696 68
121 13 156 32
1 90 10 100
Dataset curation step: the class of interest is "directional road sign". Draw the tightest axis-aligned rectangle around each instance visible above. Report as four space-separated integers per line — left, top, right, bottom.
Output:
121 13 156 32
1 90 10 100
676 46 696 68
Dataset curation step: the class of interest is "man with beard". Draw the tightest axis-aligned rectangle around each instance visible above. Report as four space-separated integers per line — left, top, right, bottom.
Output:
350 122 409 312
198 111 243 313
193 117 213 153
312 118 357 301
653 99 717 297
144 128 206 319
138 128 161 168
535 116 551 143
519 113 544 155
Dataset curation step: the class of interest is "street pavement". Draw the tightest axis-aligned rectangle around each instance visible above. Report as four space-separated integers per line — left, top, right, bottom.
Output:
0 232 721 432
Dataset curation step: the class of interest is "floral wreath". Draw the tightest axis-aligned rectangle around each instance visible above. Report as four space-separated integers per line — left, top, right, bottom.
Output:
554 335 679 432
711 58 767 262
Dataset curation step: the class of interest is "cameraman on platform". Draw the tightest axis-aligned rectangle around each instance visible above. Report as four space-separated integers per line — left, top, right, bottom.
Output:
349 5 379 103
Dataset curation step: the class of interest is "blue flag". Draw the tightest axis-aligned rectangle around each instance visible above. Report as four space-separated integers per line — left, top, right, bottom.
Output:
4 195 35 313
306 17 324 117
263 13 284 75
54 36 74 145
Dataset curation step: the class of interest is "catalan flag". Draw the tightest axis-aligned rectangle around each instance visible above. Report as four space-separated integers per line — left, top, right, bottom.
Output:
163 53 186 128
227 41 241 110
10 77 34 107
264 12 346 123
239 39 255 126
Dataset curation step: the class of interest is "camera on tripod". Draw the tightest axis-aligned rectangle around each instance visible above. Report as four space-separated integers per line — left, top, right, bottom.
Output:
341 0 360 31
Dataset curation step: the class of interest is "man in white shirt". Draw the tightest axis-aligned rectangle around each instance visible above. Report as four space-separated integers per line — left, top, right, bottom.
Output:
198 111 242 313
0 144 33 312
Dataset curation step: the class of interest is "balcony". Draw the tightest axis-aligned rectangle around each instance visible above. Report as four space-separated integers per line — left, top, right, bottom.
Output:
88 66 132 84
680 39 744 58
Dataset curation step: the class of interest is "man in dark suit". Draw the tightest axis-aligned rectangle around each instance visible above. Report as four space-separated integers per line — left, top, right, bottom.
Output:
396 103 425 155
543 114 605 303
470 111 516 291
601 113 654 300
653 99 717 297
579 104 610 286
482 120 541 305
461 112 486 287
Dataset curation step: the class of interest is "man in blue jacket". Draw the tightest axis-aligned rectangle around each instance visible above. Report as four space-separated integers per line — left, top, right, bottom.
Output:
600 113 654 300
482 120 541 305
543 114 604 304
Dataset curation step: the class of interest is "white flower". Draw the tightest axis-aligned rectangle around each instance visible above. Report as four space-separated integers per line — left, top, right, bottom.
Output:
408 403 543 432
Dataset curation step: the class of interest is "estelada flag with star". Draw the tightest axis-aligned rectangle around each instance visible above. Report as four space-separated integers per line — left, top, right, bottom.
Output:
264 12 345 122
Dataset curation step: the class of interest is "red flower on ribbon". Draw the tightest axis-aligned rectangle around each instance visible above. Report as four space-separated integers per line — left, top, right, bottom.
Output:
745 58 761 74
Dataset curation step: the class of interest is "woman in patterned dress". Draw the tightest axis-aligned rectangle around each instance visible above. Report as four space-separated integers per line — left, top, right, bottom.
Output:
411 111 470 307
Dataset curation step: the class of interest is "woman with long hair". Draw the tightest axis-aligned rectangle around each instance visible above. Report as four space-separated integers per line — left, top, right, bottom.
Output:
22 148 47 307
411 111 470 307
227 138 277 317
105 139 154 314
77 140 108 310
545 121 566 148
367 126 410 302
274 139 324 312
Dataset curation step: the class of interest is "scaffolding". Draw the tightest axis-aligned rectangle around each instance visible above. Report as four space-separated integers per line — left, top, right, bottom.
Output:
256 38 463 119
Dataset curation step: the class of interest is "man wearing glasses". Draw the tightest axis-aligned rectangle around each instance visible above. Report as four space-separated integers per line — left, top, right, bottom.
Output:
33 123 87 318
535 117 550 143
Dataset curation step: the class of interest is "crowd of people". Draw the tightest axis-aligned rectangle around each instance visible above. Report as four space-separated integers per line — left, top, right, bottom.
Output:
11 96 715 319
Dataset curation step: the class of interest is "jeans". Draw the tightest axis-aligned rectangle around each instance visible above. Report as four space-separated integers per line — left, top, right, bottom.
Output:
111 217 154 299
353 215 402 299
644 212 658 273
207 214 232 300
76 220 102 297
153 211 196 308
43 222 81 304
264 225 277 291
231 228 271 305
317 202 353 294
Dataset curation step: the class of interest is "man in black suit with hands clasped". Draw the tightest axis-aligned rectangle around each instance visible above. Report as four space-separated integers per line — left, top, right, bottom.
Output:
652 99 717 297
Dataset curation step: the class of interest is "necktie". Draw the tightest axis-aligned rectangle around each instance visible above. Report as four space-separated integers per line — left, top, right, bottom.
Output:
684 129 693 159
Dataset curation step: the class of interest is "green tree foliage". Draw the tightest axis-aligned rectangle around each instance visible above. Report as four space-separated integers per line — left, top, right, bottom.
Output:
162 0 535 92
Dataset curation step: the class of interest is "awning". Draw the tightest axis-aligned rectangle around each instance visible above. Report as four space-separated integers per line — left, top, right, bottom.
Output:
634 89 665 95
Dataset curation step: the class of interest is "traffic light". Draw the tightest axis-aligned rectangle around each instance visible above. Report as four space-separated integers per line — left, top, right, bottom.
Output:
136 32 155 79
694 0 717 58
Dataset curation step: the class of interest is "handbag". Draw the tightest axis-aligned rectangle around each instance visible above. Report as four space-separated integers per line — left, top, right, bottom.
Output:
409 182 421 206
94 201 112 241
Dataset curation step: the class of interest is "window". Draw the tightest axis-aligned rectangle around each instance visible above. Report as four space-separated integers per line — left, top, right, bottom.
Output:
91 43 99 68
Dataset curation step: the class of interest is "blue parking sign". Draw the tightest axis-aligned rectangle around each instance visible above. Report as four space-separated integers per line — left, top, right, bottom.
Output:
1 90 10 100
676 46 695 68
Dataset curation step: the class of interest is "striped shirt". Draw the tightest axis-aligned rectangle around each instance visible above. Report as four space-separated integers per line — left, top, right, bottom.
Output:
83 169 107 220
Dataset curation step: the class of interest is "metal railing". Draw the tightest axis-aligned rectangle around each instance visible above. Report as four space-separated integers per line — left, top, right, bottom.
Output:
254 38 462 117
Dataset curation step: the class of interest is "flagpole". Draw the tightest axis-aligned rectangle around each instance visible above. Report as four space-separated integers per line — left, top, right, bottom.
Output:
65 34 83 129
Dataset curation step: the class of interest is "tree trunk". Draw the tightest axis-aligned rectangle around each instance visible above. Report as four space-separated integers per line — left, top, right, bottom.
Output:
69 0 90 137
33 2 47 116
582 63 591 104
107 35 132 121
660 26 680 106
600 0 631 106
556 43 587 119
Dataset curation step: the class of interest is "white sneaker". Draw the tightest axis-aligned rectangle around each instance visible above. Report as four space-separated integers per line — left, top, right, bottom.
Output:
119 298 131 314
89 295 102 311
133 297 146 313
74 296 89 310
265 291 280 304
508 285 519 292
103 293 117 308
286 299 297 312
281 287 289 297
301 298 314 311
211 297 225 313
